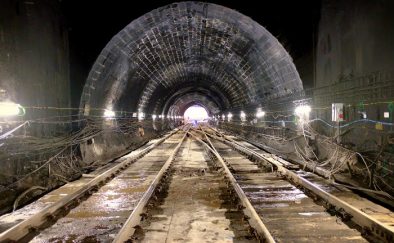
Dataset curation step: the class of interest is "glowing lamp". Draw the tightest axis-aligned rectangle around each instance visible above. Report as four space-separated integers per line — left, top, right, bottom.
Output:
103 109 115 118
295 105 311 116
256 109 265 118
0 102 23 117
295 105 311 123
227 112 233 121
138 112 145 121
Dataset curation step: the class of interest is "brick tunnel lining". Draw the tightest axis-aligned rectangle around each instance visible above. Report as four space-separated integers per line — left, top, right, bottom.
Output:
79 1 303 117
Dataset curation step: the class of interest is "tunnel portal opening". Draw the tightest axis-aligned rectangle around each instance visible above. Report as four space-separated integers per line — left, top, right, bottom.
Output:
184 105 209 123
80 1 303 120
78 1 304 167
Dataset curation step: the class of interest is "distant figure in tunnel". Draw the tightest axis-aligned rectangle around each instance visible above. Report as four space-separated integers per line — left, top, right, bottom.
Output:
138 126 145 137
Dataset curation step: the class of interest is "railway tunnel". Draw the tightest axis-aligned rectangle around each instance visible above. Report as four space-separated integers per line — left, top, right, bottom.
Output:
1 0 394 242
78 1 303 163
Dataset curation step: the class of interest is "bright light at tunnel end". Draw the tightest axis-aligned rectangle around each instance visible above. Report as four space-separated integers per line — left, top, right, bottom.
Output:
184 105 209 122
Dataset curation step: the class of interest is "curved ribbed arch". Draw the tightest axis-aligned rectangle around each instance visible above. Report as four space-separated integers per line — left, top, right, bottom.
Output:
80 1 303 118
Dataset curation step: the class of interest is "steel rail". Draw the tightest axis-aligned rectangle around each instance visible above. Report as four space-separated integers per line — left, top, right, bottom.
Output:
188 129 276 243
113 128 189 242
206 128 394 242
0 129 180 242
210 127 394 208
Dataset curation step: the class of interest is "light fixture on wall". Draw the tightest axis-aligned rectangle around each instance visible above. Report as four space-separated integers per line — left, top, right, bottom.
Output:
295 105 311 116
295 105 311 122
227 112 233 121
256 108 265 118
103 109 115 118
0 102 24 117
138 112 145 121
240 111 247 122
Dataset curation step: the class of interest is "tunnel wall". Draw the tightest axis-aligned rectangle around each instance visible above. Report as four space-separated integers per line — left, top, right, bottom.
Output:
0 0 71 214
311 0 394 151
310 0 394 193
315 0 394 89
313 0 394 116
79 120 172 166
78 1 303 166
80 1 303 116
216 0 394 197
0 0 70 135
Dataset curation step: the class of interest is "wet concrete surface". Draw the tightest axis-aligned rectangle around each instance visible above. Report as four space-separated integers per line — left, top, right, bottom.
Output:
134 137 258 243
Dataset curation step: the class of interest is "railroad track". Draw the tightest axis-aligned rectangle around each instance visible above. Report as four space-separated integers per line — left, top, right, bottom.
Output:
127 130 259 242
0 128 187 242
192 126 394 242
1 125 393 242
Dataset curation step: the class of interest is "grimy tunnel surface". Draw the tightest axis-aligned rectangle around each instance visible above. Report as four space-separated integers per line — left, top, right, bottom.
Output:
80 1 303 119
3 1 394 243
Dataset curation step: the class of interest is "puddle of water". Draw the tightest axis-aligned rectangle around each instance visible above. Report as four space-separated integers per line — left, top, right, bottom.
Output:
298 212 325 216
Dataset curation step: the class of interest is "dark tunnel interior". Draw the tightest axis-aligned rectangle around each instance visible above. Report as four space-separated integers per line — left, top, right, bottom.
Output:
1 0 394 229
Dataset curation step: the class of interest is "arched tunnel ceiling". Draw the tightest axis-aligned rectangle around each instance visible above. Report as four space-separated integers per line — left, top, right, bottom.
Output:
80 1 303 117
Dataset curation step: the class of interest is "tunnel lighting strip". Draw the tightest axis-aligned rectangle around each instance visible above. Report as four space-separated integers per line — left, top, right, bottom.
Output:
3 103 394 128
189 128 276 243
0 129 180 242
206 128 394 242
15 98 394 116
113 127 189 242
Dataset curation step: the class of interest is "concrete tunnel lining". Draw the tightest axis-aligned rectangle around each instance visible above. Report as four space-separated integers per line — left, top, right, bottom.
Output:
80 1 303 118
